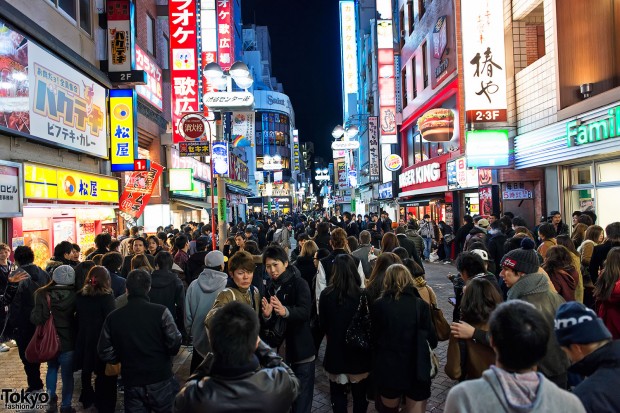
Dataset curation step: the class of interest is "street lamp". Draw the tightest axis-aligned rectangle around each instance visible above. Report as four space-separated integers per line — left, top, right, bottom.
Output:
202 61 254 250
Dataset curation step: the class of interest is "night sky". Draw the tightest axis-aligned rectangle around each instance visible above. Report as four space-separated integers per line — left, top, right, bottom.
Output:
242 0 343 162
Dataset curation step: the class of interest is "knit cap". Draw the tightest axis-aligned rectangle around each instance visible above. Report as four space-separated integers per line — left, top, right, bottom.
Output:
554 302 612 346
500 238 539 274
205 250 225 267
52 265 75 285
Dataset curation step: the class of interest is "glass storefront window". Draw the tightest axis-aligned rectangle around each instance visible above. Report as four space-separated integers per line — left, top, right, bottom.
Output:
570 164 592 185
597 160 620 184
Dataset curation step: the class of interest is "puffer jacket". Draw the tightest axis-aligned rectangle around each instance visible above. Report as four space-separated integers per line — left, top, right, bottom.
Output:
30 284 77 352
405 229 425 259
174 341 299 413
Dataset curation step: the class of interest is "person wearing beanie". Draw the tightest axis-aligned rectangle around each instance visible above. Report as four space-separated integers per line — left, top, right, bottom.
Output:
30 264 78 413
184 250 228 373
554 302 620 413
500 239 570 389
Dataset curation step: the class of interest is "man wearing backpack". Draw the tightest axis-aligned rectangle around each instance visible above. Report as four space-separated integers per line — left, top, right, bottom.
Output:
419 214 435 261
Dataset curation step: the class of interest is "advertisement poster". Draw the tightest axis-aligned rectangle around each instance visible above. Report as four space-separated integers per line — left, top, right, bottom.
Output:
0 19 108 157
106 0 132 72
118 162 164 220
479 186 493 216
53 220 76 243
231 112 255 147
212 141 229 175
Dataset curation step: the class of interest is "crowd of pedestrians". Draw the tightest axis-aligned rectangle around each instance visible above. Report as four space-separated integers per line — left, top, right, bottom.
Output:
0 209 619 412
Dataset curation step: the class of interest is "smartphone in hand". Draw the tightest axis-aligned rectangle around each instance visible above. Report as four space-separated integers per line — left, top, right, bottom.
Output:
448 297 456 306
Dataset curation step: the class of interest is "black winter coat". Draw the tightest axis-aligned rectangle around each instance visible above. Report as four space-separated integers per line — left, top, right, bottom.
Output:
319 289 370 374
589 241 620 284
294 256 317 291
263 266 315 363
371 286 437 390
396 234 424 269
487 233 508 276
313 233 332 251
149 269 185 334
185 251 208 285
10 264 50 339
74 293 115 373
455 222 474 252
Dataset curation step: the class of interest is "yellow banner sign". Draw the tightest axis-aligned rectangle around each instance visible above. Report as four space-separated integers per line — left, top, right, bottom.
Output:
24 164 119 203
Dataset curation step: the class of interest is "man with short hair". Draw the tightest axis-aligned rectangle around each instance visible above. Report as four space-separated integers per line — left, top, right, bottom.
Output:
98 270 182 412
290 232 309 263
352 230 379 278
174 235 190 274
549 210 569 236
46 241 75 275
554 302 620 413
234 233 246 251
342 212 359 238
395 226 424 269
120 226 141 257
101 252 126 298
367 222 383 249
175 301 299 413
444 301 585 413
280 221 293 253
120 237 156 277
87 232 112 260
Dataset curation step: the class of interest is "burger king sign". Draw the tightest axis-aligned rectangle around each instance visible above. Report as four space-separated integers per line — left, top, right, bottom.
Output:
384 154 402 171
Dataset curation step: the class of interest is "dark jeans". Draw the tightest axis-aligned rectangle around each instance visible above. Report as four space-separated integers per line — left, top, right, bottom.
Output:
94 373 118 413
124 377 180 413
16 332 43 390
292 361 315 413
329 379 368 413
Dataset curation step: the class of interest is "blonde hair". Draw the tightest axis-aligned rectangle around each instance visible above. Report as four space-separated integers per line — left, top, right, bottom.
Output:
131 254 154 273
382 264 415 300
300 240 318 258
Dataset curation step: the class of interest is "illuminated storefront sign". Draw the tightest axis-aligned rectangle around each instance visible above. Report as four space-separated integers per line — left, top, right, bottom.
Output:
200 0 218 111
216 0 234 70
377 19 397 144
466 130 510 167
135 46 163 111
169 0 199 143
293 130 300 172
340 0 358 117
0 162 22 218
109 89 137 172
399 155 450 193
106 0 133 73
24 163 118 203
168 168 193 191
461 0 507 123
566 106 620 147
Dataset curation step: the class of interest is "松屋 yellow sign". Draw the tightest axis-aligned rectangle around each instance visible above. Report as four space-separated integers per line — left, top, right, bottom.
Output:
109 89 136 172
24 163 119 203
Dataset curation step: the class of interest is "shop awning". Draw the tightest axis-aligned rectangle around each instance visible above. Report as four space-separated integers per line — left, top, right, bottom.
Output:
171 199 215 211
225 183 254 197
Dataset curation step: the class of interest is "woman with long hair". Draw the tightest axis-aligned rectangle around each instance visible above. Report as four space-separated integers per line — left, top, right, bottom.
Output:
556 234 584 303
542 245 578 302
579 225 605 266
147 235 163 256
74 266 116 412
571 223 588 249
131 253 154 273
73 260 96 292
446 278 502 381
319 255 370 413
294 240 319 288
371 264 437 413
365 253 401 304
380 233 400 255
30 265 77 413
594 247 620 339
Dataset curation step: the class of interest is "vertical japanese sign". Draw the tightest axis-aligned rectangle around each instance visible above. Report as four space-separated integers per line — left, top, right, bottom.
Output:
336 159 347 187
293 129 300 172
216 0 233 70
368 116 380 181
377 20 397 144
135 46 163 111
461 0 507 122
200 0 218 113
169 0 199 143
339 1 358 117
231 112 255 147
119 162 164 220
106 0 133 73
109 89 137 172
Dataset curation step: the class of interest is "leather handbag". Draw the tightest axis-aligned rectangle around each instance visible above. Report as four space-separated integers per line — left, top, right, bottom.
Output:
25 294 60 363
427 286 450 341
345 292 372 350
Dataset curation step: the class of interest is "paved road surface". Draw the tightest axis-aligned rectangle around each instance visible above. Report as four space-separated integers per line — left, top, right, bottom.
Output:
0 261 458 412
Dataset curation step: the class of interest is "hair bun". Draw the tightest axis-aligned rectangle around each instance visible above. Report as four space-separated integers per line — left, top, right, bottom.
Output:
520 237 536 250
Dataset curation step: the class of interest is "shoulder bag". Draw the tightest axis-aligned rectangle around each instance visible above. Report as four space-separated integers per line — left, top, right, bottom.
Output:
345 291 372 350
426 286 450 341
414 297 440 381
25 294 60 363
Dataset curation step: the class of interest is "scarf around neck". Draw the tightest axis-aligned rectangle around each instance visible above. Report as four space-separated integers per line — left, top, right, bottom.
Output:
507 272 549 300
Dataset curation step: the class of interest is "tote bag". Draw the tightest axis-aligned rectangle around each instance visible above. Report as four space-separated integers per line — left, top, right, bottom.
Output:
25 294 60 363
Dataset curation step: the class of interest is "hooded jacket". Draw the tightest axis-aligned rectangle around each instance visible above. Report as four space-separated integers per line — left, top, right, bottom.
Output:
508 273 570 386
569 340 620 413
597 279 620 339
444 367 585 413
184 268 227 356
149 269 185 335
185 251 208 286
546 267 578 302
31 284 77 352
45 258 72 276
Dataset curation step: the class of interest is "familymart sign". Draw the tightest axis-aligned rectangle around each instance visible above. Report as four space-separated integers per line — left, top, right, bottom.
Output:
566 106 620 147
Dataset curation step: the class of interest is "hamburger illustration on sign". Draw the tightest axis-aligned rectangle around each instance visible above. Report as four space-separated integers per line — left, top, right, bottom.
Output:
417 108 454 142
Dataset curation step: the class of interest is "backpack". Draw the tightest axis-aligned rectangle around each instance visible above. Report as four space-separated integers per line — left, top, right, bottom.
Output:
273 229 283 244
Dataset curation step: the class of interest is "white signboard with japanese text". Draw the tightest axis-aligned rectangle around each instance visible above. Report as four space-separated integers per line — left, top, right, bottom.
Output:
135 46 163 111
340 1 358 109
368 116 380 181
461 0 507 122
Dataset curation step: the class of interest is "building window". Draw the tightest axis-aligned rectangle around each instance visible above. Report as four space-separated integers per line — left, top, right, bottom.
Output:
418 0 426 20
399 6 406 49
412 57 417 98
146 14 155 56
407 1 414 34
401 66 408 109
161 36 170 69
48 0 92 35
422 42 428 89
513 3 545 72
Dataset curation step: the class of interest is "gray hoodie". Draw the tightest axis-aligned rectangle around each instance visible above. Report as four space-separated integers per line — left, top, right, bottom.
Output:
444 367 585 413
185 267 227 356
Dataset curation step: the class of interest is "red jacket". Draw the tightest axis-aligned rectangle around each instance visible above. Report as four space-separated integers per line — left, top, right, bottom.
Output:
598 280 620 339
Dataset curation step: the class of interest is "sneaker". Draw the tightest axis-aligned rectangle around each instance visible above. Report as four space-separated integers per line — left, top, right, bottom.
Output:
443 260 451 264
0 343 9 352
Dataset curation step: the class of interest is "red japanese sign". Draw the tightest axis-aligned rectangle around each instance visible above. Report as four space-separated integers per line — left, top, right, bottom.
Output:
377 20 396 144
216 0 234 70
135 45 163 111
169 0 199 143
118 162 164 219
